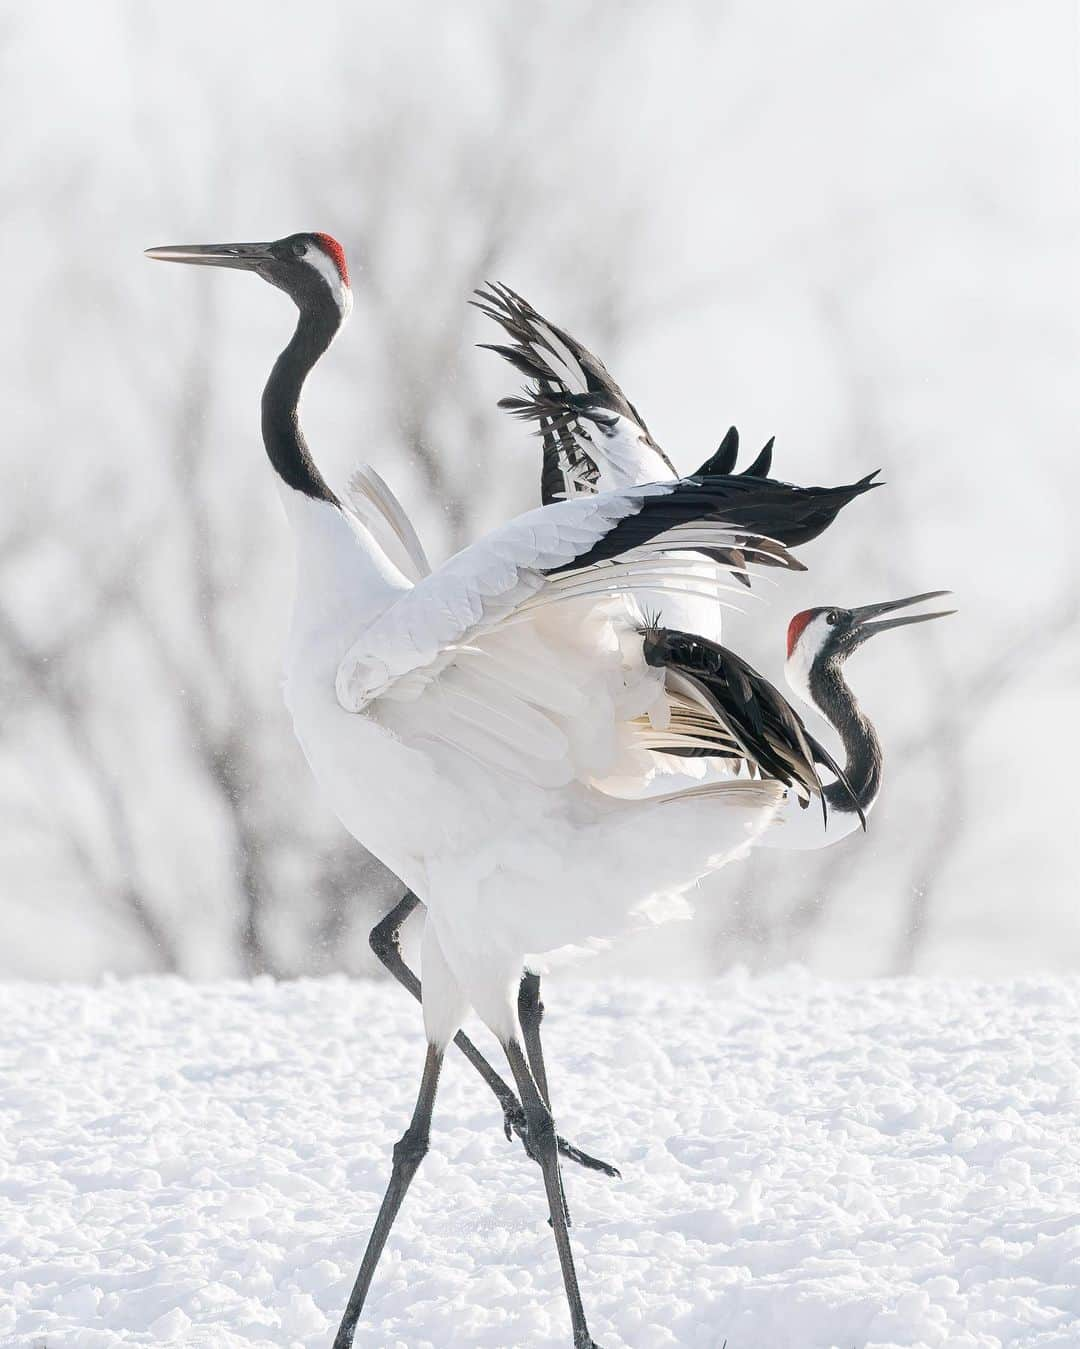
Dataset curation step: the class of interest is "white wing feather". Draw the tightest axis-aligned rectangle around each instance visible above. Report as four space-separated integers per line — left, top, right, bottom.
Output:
557 410 676 498
335 486 654 711
335 482 769 713
345 465 432 582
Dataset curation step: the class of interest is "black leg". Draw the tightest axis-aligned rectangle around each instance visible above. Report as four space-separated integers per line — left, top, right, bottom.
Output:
370 895 618 1178
519 972 572 1227
518 971 551 1105
371 894 522 1132
504 1039 603 1349
332 1043 443 1349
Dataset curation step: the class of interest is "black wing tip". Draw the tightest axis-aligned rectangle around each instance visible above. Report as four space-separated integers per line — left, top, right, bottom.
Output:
771 467 882 548
693 426 740 478
822 469 884 517
473 279 512 302
828 472 883 507
470 283 512 317
809 469 882 500
741 436 775 479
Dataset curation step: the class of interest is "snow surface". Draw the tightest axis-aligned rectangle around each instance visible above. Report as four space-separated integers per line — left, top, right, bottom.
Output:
4 972 1080 1349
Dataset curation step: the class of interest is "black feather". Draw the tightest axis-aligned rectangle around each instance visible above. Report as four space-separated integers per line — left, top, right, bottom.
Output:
474 283 677 502
546 471 881 576
741 436 774 478
697 546 753 589
640 627 865 825
695 426 740 477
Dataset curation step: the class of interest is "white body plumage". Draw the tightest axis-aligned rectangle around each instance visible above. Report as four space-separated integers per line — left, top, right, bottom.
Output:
281 485 787 1046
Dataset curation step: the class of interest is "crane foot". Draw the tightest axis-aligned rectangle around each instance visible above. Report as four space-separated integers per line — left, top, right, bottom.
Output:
502 1101 621 1179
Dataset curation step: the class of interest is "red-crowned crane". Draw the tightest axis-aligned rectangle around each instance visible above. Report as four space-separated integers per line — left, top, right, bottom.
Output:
145 232 946 1349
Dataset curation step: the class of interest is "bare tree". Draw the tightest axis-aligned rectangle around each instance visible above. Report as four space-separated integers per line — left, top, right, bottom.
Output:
0 535 178 968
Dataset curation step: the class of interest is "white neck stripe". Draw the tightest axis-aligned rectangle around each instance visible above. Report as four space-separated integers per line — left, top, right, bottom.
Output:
307 245 353 320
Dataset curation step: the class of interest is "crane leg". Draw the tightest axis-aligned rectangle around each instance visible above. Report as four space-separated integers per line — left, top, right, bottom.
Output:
332 1042 443 1349
503 1038 604 1349
519 971 600 1227
369 894 618 1178
518 970 551 1105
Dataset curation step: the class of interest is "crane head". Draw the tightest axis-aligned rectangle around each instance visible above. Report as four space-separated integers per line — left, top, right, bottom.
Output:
144 232 352 321
785 590 955 705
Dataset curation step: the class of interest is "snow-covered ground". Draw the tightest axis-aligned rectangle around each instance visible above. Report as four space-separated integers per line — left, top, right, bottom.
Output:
3 973 1080 1349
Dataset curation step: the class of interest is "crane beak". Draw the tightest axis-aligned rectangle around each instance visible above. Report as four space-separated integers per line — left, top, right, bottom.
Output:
143 241 274 270
850 590 956 639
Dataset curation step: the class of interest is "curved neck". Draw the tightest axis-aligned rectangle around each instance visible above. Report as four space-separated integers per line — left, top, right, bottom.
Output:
261 300 341 505
808 660 883 817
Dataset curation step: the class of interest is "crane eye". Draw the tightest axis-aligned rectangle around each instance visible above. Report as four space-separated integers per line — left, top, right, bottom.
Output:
825 610 840 625
290 239 307 259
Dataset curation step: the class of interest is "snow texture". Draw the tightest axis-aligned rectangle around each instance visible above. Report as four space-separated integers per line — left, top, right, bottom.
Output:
3 972 1080 1348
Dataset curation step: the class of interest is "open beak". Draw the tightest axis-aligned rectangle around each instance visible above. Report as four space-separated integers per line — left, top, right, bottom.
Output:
143 241 274 270
850 590 956 639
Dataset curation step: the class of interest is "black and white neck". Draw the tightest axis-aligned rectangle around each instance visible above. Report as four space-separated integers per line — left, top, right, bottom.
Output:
805 658 883 817
784 592 954 821
259 236 353 506
785 615 882 819
144 229 413 637
782 625 884 814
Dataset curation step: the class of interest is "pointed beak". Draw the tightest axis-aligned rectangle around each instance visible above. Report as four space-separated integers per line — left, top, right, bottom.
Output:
143 241 274 270
849 590 956 639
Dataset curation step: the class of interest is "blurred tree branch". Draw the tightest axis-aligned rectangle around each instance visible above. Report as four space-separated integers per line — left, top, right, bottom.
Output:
0 578 179 969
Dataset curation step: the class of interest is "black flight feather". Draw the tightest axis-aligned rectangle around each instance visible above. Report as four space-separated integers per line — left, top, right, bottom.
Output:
696 426 740 477
545 471 881 576
474 283 678 502
741 436 775 479
640 627 866 826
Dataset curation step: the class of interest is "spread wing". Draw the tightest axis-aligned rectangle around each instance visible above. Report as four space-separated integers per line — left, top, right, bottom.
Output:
336 470 878 714
475 284 804 611
475 284 785 507
473 283 677 502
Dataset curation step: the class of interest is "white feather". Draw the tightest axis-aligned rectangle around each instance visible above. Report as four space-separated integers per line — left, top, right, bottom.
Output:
532 320 589 394
346 465 432 581
277 475 807 1050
